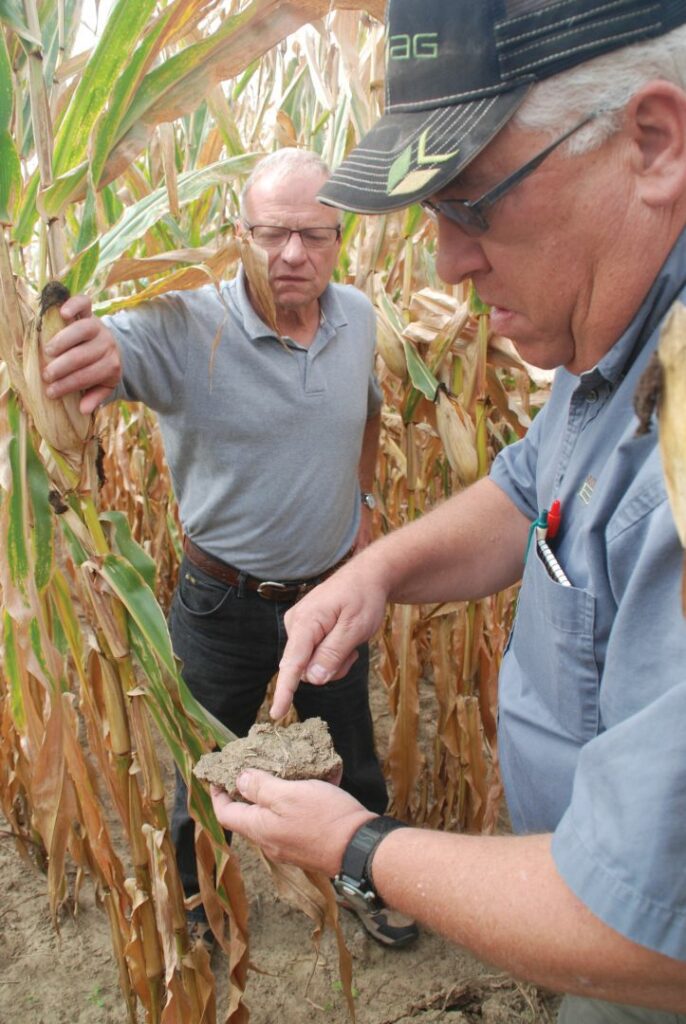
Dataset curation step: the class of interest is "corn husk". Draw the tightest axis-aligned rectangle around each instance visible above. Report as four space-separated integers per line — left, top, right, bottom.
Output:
435 388 478 488
376 313 408 379
22 282 91 474
656 302 686 613
657 302 686 546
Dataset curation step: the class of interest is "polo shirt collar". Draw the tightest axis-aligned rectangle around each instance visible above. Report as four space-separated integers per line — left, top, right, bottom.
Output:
229 265 348 344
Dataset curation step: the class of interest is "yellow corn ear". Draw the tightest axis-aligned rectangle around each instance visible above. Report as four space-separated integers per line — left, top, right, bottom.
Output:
435 388 478 488
657 302 686 548
376 315 408 379
22 282 91 472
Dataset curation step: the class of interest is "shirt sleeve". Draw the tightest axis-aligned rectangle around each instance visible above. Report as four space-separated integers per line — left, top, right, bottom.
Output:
552 678 686 961
103 290 196 412
489 397 550 521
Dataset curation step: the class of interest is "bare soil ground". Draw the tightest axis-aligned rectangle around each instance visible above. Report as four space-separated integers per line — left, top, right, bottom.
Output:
0 672 561 1024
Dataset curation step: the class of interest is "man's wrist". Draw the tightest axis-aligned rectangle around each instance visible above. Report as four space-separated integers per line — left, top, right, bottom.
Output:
333 815 409 912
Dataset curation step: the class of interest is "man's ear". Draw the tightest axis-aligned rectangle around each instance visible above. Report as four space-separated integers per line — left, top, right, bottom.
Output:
626 82 686 207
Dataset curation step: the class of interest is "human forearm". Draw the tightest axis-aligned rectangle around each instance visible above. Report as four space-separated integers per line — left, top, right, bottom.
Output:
358 412 381 493
352 476 528 605
212 773 686 1011
371 829 686 1012
273 476 528 716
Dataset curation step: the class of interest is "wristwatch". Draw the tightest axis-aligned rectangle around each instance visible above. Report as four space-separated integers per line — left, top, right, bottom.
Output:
360 491 377 510
333 815 409 914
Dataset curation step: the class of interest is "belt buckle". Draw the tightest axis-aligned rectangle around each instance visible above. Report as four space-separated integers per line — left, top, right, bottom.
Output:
256 580 290 599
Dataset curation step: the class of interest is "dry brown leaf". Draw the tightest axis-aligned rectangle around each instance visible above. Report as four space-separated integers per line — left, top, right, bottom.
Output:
239 235 279 335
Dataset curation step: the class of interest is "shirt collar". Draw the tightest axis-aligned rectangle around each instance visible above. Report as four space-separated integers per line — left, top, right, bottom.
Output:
228 266 348 344
585 225 686 388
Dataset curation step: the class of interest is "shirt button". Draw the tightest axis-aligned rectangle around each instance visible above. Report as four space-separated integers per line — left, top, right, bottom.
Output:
586 389 599 403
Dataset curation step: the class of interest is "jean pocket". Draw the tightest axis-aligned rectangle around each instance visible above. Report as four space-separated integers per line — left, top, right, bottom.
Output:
176 565 235 617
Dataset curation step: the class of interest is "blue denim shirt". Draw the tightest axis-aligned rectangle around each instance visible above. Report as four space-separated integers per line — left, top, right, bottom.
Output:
490 228 686 960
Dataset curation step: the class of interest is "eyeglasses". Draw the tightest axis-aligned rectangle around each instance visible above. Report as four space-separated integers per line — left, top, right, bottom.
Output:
421 112 598 237
245 224 341 250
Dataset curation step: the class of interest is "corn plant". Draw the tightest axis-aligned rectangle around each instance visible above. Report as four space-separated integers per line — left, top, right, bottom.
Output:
0 2 543 1021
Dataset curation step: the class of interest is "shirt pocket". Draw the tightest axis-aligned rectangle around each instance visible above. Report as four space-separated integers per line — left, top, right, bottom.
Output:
510 546 599 742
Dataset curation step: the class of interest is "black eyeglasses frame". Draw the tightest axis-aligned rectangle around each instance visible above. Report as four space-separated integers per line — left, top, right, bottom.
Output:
421 112 599 236
245 224 342 250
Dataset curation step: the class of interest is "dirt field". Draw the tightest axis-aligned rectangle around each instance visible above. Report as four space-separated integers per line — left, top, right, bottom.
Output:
0 672 560 1024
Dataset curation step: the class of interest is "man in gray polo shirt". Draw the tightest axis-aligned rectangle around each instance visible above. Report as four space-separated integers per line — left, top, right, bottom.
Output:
209 2 686 1021
43 149 417 949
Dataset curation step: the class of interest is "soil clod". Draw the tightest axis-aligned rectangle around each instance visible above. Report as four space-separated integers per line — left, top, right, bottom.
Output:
193 718 343 800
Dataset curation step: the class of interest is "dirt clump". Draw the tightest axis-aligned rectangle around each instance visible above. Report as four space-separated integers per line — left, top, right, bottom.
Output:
193 717 342 799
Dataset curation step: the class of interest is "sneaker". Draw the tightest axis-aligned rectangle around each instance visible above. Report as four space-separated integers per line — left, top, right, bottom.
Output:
187 918 215 955
338 899 419 947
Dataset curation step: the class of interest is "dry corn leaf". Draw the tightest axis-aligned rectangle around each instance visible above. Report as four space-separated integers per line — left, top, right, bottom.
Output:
239 236 279 336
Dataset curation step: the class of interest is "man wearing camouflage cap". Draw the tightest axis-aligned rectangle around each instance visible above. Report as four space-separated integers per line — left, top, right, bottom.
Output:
212 1 686 1019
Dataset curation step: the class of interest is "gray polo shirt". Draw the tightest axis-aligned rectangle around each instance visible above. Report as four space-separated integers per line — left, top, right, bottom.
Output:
105 268 381 578
490 228 686 960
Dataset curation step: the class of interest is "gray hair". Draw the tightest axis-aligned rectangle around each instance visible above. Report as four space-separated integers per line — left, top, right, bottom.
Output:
239 149 337 223
513 23 686 154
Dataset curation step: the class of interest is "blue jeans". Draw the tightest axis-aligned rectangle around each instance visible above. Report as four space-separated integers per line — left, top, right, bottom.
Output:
168 555 388 914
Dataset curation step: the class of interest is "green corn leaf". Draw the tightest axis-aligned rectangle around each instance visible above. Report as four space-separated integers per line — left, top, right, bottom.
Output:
7 394 28 590
64 241 100 295
403 203 424 238
51 568 87 667
88 0 181 189
51 0 159 178
402 337 440 401
95 153 258 270
26 436 53 591
0 30 13 132
99 553 177 677
100 511 156 592
3 612 26 729
469 280 491 316
0 129 21 223
12 169 38 245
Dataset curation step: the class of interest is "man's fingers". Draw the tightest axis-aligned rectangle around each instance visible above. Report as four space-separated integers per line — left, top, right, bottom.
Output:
270 662 301 720
59 294 92 321
80 385 116 414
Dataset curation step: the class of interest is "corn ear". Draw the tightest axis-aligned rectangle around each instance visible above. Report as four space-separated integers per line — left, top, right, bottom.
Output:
22 282 91 473
376 314 408 379
435 388 478 488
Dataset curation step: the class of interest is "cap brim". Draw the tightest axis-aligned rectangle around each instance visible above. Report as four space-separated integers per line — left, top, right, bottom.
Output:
318 85 531 214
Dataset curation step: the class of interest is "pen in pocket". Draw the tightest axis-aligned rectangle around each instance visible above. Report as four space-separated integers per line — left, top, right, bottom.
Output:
536 536 572 587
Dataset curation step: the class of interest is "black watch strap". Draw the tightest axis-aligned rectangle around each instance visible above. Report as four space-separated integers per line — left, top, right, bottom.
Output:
334 815 409 912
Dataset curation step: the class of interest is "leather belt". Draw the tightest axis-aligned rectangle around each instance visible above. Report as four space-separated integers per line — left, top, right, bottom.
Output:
182 536 354 601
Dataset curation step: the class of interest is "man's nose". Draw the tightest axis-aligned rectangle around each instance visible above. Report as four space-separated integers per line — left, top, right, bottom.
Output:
435 219 490 285
280 231 308 262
